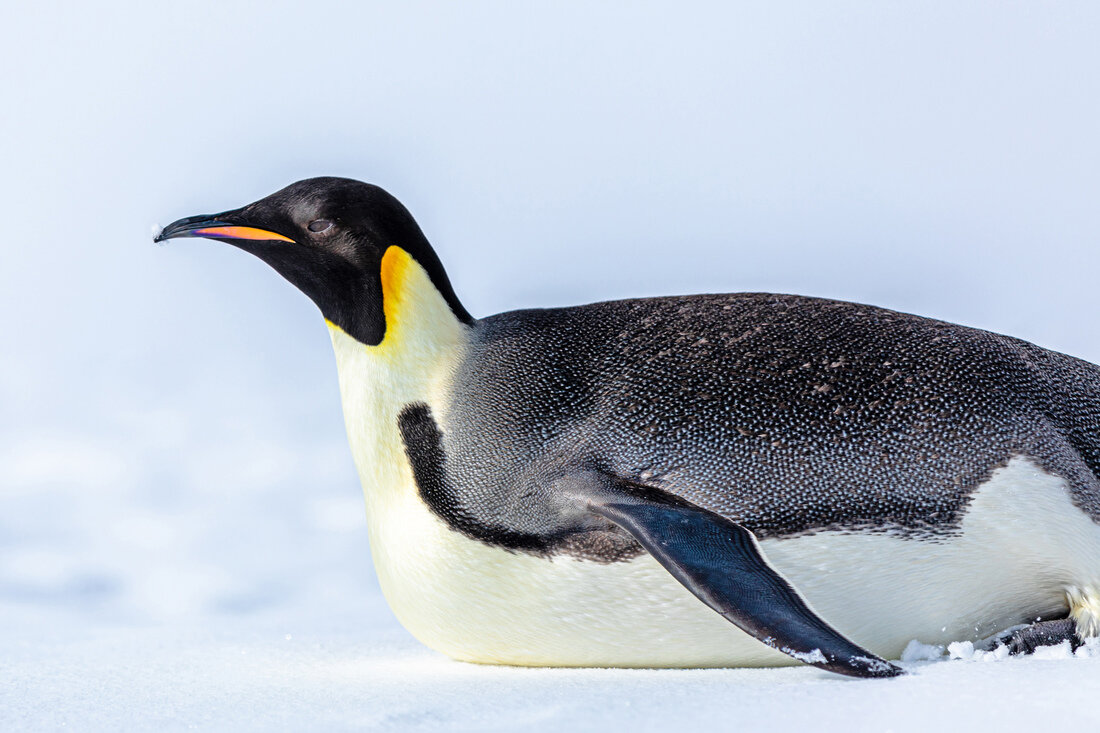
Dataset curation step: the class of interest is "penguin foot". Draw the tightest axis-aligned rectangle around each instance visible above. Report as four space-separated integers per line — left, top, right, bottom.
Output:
996 618 1081 655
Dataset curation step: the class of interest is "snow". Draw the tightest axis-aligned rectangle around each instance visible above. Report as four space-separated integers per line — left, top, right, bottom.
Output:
946 636 1100 664
900 640 945 663
784 647 828 664
5 602 1100 732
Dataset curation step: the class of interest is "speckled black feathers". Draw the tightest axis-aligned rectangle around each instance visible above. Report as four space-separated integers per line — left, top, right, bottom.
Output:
424 292 1100 554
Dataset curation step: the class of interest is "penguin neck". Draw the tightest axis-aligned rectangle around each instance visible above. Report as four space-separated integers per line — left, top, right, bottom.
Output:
326 246 470 521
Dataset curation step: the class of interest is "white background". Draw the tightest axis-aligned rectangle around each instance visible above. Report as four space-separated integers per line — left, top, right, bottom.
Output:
2 2 1100 730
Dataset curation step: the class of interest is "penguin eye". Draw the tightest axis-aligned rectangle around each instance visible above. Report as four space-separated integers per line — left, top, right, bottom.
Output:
308 219 334 233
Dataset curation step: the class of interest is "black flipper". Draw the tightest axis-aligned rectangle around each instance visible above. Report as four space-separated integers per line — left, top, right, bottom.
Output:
587 492 903 678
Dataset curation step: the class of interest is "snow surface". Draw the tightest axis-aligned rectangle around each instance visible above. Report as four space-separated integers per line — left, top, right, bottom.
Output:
5 603 1100 731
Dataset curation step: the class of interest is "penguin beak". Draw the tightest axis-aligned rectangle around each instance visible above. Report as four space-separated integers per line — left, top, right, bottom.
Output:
154 214 295 244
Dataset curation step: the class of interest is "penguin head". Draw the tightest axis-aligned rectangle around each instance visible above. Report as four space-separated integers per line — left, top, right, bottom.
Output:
156 177 470 345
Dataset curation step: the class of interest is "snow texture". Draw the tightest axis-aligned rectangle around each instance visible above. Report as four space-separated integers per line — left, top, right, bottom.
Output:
5 604 1100 732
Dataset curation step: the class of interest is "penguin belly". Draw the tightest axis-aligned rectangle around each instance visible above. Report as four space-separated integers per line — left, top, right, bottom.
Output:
361 455 1100 668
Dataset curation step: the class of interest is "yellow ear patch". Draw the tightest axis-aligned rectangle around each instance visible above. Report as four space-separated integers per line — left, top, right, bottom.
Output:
327 245 459 359
379 245 415 343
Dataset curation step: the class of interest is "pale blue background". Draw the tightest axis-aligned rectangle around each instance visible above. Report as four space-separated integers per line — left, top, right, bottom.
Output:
2 2 1100 729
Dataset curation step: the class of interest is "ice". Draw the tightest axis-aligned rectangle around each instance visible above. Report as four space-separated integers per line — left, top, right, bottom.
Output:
1076 637 1100 657
947 640 976 660
1032 641 1075 660
901 639 945 662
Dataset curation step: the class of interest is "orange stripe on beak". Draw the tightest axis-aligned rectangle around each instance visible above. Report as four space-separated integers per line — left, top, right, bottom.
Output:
193 226 295 243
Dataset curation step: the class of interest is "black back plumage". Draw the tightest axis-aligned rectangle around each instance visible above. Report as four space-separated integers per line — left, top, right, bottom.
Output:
412 293 1100 558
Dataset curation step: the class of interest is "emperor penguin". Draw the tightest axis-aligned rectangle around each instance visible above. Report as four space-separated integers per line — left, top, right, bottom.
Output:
156 177 1100 678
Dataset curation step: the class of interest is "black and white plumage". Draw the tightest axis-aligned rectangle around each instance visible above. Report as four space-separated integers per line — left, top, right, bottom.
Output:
157 177 1100 678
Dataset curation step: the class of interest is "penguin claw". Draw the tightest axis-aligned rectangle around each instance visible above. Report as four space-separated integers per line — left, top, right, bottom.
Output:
995 618 1081 655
